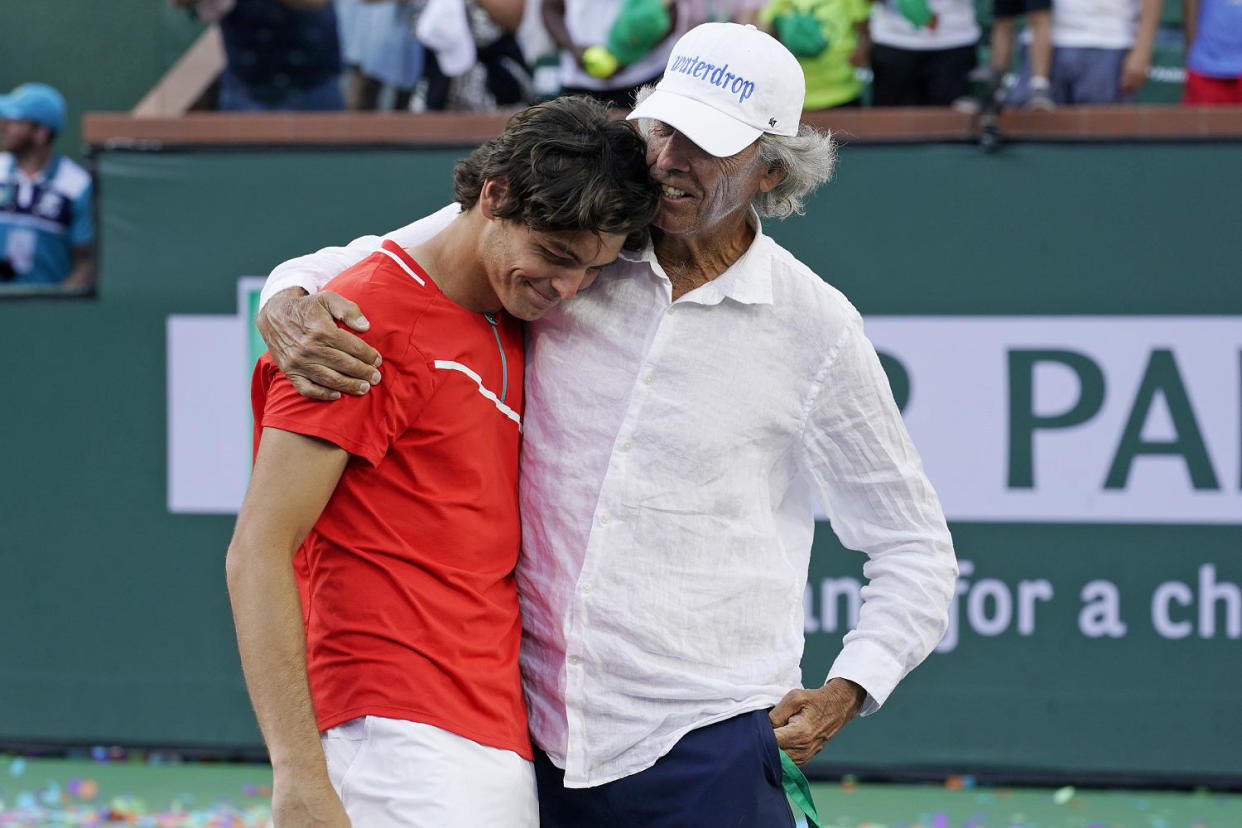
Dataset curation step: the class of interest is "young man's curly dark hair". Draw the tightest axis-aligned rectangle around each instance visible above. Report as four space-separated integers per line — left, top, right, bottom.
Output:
454 96 659 247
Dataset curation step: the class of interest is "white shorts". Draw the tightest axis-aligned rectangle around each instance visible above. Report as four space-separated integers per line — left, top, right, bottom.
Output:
320 715 538 828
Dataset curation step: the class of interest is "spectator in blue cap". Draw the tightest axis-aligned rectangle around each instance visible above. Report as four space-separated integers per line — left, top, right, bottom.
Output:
0 83 95 289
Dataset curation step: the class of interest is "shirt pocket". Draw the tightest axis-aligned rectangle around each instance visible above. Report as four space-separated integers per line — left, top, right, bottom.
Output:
321 715 371 793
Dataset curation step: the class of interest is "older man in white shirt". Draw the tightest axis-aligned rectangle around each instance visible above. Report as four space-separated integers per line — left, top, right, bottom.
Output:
255 22 957 827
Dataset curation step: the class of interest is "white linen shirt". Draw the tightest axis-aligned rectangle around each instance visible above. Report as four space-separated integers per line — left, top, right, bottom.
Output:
262 206 957 788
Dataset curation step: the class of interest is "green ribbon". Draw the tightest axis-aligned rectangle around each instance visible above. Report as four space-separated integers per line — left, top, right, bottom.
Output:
780 750 823 828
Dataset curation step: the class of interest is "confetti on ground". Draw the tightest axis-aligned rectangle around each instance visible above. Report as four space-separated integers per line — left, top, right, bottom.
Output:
2 756 1240 827
0 756 273 827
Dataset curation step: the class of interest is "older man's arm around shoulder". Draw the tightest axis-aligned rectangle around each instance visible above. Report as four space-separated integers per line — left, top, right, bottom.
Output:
256 208 464 400
775 314 958 765
258 287 382 401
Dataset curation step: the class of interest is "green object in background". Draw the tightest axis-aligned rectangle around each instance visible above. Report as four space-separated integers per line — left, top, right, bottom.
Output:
760 0 871 109
607 0 671 66
775 12 830 58
894 0 935 27
583 45 621 79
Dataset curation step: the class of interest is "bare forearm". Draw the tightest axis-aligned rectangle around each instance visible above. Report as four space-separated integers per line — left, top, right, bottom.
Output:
61 245 95 289
60 259 95 289
226 544 326 774
1121 0 1162 92
541 0 578 55
226 429 351 826
1134 0 1162 57
1183 0 1199 50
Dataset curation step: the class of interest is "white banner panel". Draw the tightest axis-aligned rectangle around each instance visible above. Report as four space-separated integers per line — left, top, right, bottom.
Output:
166 278 266 514
866 316 1241 524
166 315 250 513
166 301 1242 523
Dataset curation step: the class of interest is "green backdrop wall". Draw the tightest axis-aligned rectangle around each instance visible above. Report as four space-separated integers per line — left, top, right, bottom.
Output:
0 0 204 162
0 141 1237 782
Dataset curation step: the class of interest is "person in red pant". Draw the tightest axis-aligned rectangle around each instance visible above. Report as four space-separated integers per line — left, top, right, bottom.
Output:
1182 0 1242 104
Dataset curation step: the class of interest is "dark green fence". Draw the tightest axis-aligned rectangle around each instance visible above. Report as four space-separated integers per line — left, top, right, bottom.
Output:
1 141 1237 782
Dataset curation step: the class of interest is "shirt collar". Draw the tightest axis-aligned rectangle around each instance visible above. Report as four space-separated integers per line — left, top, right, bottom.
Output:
5 153 58 184
619 209 774 307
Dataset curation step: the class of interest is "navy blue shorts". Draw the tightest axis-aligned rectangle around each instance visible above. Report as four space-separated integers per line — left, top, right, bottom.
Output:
993 0 1051 17
534 709 796 828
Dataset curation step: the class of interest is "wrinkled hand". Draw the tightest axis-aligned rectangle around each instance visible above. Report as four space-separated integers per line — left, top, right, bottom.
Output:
257 288 382 401
769 678 867 766
1120 49 1151 94
271 773 352 828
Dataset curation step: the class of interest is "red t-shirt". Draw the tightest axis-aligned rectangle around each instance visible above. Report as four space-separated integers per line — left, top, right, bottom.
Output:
252 240 530 758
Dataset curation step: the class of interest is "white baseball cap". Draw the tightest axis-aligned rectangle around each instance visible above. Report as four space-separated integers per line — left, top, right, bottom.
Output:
627 22 805 158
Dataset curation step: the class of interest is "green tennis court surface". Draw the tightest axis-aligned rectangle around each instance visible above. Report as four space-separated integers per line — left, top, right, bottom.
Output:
1 755 1238 827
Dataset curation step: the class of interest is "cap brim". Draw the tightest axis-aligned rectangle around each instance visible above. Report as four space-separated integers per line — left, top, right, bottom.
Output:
0 96 16 120
627 88 762 158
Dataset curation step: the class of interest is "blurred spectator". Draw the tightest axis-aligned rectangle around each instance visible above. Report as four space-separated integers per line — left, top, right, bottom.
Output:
177 0 344 110
337 0 370 107
0 84 95 289
1020 0 1162 104
337 0 365 98
418 0 534 110
343 0 425 110
680 0 766 24
1182 0 1242 104
542 0 681 108
759 0 872 108
988 0 1054 108
868 0 980 105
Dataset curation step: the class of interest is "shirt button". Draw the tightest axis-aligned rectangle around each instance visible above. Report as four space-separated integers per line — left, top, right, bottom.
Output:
581 584 592 594
622 441 632 452
568 656 581 666
667 306 676 315
599 514 610 525
644 373 653 385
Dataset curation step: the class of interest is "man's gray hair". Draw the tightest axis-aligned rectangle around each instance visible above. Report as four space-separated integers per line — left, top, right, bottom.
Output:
631 85 837 220
752 126 837 219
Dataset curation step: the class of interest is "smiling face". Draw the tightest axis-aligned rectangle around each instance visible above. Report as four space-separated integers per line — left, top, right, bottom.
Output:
479 213 626 321
645 120 784 246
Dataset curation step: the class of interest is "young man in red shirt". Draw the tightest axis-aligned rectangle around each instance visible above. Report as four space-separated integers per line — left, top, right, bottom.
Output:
225 96 659 828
